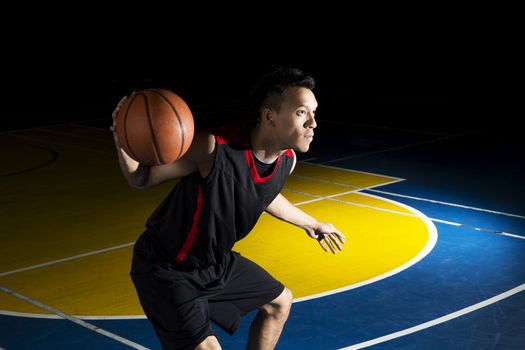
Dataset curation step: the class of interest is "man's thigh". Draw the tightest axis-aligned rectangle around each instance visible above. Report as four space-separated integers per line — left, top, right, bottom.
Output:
131 258 217 350
208 252 285 335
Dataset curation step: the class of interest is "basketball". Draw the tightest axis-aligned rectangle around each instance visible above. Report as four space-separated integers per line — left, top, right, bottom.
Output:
115 89 194 166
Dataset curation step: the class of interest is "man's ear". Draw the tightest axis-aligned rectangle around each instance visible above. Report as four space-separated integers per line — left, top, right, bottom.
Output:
262 108 275 126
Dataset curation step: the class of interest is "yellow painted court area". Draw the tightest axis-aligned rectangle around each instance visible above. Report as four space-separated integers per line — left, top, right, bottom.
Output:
236 193 430 299
0 127 432 317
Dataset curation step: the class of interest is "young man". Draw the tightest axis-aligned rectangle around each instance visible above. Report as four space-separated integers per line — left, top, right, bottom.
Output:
111 67 345 350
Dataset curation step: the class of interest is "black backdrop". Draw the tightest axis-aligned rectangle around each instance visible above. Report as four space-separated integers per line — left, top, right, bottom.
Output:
2 22 517 136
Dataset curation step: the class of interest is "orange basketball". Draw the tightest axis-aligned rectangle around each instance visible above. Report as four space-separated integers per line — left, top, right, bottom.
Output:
115 89 194 166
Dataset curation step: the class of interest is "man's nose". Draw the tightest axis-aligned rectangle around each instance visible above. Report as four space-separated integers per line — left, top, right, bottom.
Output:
306 113 317 129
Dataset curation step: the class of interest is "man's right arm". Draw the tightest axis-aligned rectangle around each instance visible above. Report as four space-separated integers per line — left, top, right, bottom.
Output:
110 95 212 189
111 129 199 189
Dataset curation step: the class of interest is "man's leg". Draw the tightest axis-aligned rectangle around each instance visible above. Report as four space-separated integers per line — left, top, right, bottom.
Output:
131 236 219 350
195 335 222 350
247 287 293 350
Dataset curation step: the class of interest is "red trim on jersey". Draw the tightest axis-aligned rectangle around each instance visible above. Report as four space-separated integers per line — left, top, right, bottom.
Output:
216 134 227 145
213 124 241 145
175 185 203 263
284 149 294 158
244 148 281 184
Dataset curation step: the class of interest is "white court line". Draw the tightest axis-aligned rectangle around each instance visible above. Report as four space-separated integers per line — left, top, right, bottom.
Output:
0 167 400 278
1 161 521 283
0 189 362 278
339 283 525 349
291 192 438 303
0 285 149 350
283 188 525 240
292 173 525 220
2 182 521 324
0 190 438 320
0 169 402 279
0 242 135 277
0 309 146 320
303 161 405 181
2 136 520 326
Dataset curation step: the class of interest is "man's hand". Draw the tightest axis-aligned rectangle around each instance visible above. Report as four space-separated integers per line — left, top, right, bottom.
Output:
265 194 347 253
305 222 346 254
110 94 134 138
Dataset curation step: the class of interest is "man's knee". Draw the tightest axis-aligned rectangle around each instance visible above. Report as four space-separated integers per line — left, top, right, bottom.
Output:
195 335 221 350
261 287 293 317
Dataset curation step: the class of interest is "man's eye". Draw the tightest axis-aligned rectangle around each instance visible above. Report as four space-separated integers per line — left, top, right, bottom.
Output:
297 110 306 116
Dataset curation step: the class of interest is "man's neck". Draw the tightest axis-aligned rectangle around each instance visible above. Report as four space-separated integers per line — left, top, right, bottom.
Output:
249 123 284 164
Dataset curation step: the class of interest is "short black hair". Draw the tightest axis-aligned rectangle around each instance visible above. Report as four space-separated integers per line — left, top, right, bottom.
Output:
250 66 315 121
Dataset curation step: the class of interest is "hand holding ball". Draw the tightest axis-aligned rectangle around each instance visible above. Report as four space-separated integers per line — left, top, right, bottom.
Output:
114 89 194 166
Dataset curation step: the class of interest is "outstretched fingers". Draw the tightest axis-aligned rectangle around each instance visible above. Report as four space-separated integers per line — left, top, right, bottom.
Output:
318 238 329 253
333 229 346 246
318 231 346 254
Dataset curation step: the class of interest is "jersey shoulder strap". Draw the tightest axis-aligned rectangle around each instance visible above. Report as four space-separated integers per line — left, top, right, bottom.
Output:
212 123 242 145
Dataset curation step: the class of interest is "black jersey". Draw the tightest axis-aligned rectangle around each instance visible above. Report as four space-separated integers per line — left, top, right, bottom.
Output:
144 123 295 269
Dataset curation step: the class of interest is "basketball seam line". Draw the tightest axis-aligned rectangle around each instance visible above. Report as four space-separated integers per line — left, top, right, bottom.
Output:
147 89 185 161
143 92 163 164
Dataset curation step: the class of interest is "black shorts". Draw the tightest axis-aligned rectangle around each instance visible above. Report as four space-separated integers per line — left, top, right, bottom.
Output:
130 232 284 350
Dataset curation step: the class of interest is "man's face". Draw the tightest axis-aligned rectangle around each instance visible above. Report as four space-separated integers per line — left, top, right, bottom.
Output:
272 87 318 153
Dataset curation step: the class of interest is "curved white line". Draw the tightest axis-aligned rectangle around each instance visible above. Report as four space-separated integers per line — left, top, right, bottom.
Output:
2 130 518 336
0 191 438 320
0 192 437 320
339 283 525 349
293 192 438 303
284 188 525 239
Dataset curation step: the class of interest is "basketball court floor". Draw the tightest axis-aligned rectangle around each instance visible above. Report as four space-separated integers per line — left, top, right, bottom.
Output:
0 115 524 349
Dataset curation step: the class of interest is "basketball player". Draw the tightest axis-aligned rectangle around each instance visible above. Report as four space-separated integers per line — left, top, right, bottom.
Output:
111 67 346 350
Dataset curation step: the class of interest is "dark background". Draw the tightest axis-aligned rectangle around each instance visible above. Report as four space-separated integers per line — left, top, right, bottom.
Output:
2 17 518 136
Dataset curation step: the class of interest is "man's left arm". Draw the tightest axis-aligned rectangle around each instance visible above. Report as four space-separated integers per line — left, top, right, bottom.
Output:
265 193 346 254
